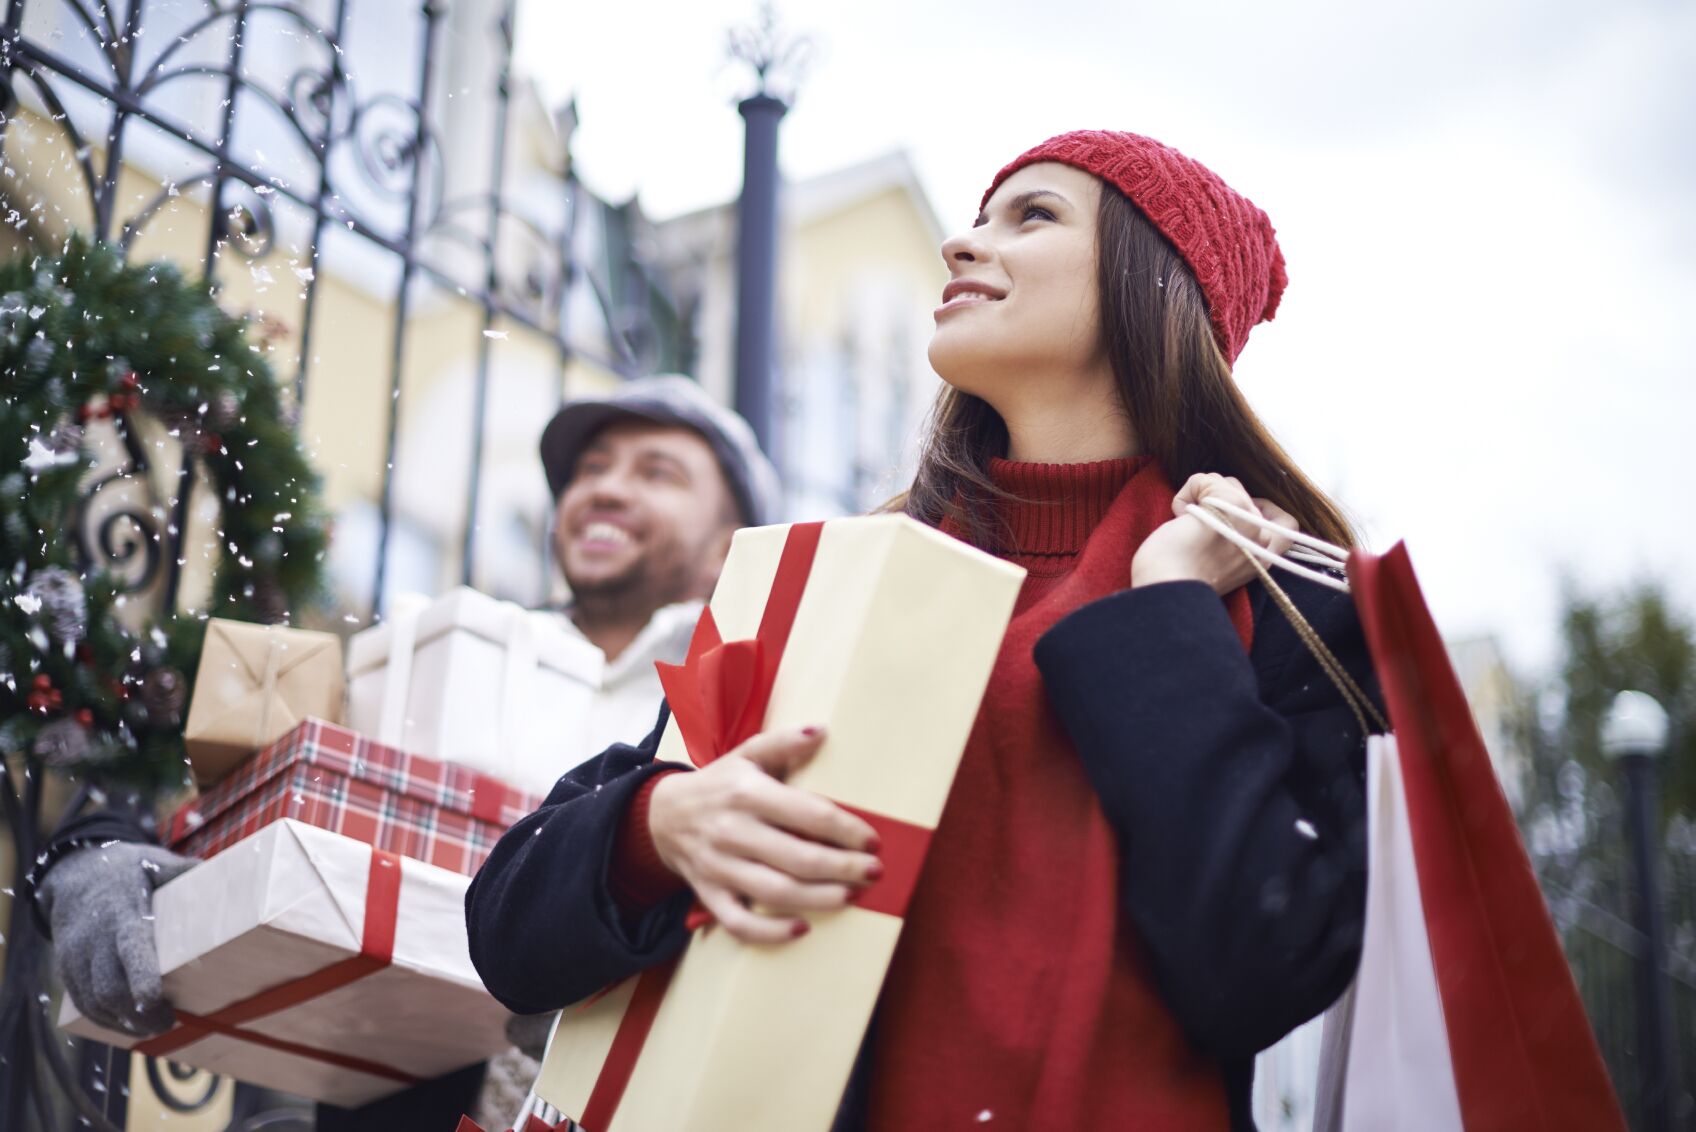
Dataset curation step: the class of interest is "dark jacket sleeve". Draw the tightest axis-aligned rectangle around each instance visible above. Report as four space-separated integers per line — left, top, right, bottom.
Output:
464 702 694 1014
1032 575 1377 1060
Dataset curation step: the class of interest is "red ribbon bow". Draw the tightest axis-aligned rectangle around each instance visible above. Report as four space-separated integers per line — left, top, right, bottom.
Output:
655 522 823 769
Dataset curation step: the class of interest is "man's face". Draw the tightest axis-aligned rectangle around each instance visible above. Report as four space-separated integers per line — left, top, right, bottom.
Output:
551 418 740 609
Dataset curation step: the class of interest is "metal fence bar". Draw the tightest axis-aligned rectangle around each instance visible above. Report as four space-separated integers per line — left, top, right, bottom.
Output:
369 0 443 619
290 0 352 412
460 0 516 587
202 0 249 281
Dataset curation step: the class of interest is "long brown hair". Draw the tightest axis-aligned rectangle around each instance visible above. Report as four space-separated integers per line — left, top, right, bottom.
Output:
898 182 1355 550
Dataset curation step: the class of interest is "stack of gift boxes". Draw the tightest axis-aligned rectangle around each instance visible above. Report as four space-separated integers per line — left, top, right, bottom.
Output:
59 586 601 1108
61 517 1028 1130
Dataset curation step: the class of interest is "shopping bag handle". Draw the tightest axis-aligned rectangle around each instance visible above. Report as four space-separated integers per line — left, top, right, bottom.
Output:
1186 498 1389 735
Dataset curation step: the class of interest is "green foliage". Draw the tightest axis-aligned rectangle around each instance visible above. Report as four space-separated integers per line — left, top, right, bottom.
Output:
1553 580 1695 819
1516 580 1696 1127
0 235 329 789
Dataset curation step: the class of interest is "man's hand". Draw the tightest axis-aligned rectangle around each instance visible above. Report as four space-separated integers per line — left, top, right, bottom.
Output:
1130 473 1298 595
38 842 197 1036
647 726 883 945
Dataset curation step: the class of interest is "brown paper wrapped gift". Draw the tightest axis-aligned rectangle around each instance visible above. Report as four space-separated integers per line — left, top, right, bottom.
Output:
531 514 1025 1132
184 619 344 784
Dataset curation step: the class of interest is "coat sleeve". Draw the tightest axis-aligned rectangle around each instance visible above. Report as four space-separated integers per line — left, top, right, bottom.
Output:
464 703 694 1014
1032 576 1376 1060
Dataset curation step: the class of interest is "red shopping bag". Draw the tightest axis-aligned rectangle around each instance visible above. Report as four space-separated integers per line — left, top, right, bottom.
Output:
1326 542 1626 1130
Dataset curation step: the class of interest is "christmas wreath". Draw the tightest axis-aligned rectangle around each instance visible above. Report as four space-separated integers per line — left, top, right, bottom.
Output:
0 236 329 790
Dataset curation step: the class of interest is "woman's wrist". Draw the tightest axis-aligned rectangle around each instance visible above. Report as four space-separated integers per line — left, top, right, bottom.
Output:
608 769 689 910
1130 557 1207 589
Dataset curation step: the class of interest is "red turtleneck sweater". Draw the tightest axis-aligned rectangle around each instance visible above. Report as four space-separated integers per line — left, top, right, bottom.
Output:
865 456 1252 1130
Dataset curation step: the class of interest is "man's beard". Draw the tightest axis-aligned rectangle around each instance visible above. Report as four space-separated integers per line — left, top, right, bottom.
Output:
568 549 697 625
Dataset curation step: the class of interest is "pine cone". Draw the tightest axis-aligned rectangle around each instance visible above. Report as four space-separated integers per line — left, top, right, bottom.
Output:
251 577 290 625
210 389 242 430
43 420 84 454
32 717 91 767
140 667 187 728
24 567 87 643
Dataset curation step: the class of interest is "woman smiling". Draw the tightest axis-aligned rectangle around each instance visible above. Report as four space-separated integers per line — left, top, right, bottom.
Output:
467 130 1376 1132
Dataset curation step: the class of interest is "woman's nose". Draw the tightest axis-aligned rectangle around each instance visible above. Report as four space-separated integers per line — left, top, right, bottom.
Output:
940 228 988 268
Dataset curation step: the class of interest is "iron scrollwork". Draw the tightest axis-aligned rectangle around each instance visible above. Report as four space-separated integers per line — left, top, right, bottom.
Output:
71 413 174 597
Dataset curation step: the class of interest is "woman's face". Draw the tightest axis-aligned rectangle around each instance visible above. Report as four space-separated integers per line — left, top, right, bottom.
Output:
928 161 1107 401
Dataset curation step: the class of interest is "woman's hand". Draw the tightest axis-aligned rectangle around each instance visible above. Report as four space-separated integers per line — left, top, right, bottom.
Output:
1129 473 1298 595
646 726 883 944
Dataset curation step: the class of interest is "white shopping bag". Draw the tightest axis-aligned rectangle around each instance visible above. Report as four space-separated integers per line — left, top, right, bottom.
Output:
1192 499 1625 1132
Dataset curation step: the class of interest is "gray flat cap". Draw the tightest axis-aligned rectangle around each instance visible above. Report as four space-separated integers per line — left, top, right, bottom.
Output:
540 374 781 526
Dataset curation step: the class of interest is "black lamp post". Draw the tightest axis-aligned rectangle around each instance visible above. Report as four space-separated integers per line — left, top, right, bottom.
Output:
727 3 808 459
1601 689 1678 1132
732 89 786 452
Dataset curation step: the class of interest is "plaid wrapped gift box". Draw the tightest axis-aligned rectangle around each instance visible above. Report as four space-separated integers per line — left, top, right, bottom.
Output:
167 718 546 876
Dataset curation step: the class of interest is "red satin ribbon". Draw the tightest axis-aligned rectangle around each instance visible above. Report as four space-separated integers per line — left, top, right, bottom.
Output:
657 521 823 768
575 522 940 1130
135 848 418 1085
578 958 682 1130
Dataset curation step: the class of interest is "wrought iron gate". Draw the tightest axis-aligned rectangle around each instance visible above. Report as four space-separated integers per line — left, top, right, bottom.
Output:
0 0 685 1126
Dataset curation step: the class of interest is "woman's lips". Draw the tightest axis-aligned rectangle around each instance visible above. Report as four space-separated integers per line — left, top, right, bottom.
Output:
936 279 1006 318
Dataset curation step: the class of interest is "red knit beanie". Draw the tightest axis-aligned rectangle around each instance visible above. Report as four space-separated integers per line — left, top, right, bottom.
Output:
981 129 1287 364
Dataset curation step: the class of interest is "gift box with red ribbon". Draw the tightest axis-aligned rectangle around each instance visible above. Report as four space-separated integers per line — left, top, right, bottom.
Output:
530 515 1025 1132
167 717 545 877
59 819 513 1107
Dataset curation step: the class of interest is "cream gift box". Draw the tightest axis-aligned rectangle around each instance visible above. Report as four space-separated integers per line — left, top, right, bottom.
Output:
58 819 513 1108
345 586 604 796
530 514 1025 1132
183 619 345 784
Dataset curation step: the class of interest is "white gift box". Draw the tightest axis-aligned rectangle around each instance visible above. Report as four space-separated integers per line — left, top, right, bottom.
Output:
59 820 511 1108
346 586 603 796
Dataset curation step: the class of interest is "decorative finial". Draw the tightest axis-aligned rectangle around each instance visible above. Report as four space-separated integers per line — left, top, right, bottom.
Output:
726 2 812 104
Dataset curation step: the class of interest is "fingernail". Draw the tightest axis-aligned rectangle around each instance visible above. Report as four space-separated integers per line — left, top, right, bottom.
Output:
800 725 823 738
790 919 810 938
865 861 885 882
863 834 882 854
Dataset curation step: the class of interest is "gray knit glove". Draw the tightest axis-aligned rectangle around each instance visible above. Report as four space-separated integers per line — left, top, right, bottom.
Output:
37 842 198 1036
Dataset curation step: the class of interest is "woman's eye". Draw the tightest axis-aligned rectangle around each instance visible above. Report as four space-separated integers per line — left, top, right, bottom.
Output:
1021 205 1055 223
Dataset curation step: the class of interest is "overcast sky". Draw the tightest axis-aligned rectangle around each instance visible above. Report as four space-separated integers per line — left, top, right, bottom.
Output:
513 0 1696 675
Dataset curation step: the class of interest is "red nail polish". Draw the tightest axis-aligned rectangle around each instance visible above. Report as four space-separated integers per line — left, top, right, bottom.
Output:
791 919 811 938
864 835 882 854
865 861 885 882
801 726 822 738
